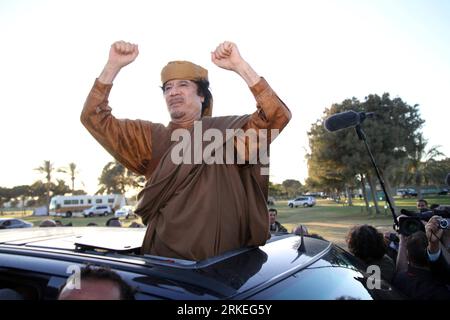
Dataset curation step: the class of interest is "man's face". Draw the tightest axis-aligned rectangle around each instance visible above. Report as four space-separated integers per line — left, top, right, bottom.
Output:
417 201 427 210
58 279 121 300
163 79 204 122
269 211 277 224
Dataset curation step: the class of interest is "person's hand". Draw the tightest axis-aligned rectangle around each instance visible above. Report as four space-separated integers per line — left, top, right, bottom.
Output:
211 41 260 87
211 41 246 73
98 41 139 84
396 214 409 243
426 215 444 254
106 41 139 70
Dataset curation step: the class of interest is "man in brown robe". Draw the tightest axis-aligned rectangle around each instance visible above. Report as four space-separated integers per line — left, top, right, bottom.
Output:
81 40 291 261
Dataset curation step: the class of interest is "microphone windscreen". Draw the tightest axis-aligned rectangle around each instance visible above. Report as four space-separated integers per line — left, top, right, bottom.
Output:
324 110 360 132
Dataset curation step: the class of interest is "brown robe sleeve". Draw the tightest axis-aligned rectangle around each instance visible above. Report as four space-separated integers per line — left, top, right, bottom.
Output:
234 77 291 164
244 77 292 135
80 79 153 176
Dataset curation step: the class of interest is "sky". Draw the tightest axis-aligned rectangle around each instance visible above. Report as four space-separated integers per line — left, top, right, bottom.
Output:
0 0 449 195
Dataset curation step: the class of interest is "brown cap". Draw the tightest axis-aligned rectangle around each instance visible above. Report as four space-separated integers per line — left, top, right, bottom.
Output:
161 61 212 116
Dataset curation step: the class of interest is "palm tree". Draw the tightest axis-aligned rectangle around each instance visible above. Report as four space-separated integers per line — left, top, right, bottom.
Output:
406 134 444 199
34 160 55 214
59 162 78 193
97 161 145 195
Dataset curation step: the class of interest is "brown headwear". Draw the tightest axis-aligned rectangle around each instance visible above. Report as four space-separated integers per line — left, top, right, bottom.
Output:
161 61 213 117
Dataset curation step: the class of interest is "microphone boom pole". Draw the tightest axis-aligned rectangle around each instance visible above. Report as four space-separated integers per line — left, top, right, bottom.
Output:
354 124 398 227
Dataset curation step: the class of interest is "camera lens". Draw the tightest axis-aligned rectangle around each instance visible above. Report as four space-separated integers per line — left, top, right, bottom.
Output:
440 219 449 229
400 218 424 236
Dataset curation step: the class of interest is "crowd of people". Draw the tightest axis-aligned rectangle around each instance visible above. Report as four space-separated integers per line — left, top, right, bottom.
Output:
268 198 450 300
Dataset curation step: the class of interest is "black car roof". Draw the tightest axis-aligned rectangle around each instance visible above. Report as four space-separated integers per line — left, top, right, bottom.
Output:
0 227 332 299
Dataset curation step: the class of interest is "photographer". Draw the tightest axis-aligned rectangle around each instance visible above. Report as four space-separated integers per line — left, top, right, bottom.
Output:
346 225 395 282
393 230 450 299
417 199 429 212
425 215 450 285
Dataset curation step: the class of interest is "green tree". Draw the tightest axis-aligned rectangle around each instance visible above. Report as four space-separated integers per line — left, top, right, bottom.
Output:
0 185 31 208
423 157 450 186
307 93 424 214
11 185 31 208
30 181 49 206
97 161 145 195
281 179 304 198
268 181 285 198
52 179 71 196
404 135 444 198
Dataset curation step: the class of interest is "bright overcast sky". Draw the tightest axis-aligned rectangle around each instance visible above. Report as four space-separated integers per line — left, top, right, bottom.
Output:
1 0 449 194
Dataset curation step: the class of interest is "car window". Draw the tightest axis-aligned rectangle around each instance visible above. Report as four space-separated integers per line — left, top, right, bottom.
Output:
248 247 384 300
249 263 371 300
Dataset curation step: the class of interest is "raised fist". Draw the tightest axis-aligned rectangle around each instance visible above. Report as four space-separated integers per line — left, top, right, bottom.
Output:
107 41 139 70
211 41 245 72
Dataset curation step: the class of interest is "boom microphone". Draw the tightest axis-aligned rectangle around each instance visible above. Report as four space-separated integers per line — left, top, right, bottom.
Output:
324 110 375 132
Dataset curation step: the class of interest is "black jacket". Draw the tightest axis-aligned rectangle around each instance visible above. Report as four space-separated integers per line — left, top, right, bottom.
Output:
393 265 450 300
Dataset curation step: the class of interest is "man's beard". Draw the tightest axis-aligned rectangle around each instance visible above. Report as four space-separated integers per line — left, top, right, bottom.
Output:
170 109 186 119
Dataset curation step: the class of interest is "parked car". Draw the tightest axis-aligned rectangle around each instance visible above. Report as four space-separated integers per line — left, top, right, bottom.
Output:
83 205 113 217
396 188 418 198
114 205 135 219
438 188 449 195
288 196 316 208
0 218 33 229
0 227 403 300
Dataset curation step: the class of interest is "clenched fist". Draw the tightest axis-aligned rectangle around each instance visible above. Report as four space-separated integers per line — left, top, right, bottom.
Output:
107 41 139 70
211 41 246 72
211 41 260 87
99 41 139 84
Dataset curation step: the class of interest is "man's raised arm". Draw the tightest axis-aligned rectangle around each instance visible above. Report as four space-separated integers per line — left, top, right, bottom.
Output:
81 41 153 176
211 41 291 134
99 41 139 84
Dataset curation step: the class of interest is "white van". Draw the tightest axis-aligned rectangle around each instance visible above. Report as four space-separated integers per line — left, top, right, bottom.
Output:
83 205 113 217
114 206 135 219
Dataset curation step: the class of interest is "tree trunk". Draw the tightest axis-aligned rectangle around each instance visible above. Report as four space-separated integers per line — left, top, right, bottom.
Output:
345 185 353 206
367 172 381 214
416 171 422 199
360 174 370 213
416 184 423 200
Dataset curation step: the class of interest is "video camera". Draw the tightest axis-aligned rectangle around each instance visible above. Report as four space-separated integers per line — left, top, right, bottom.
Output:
397 206 450 236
